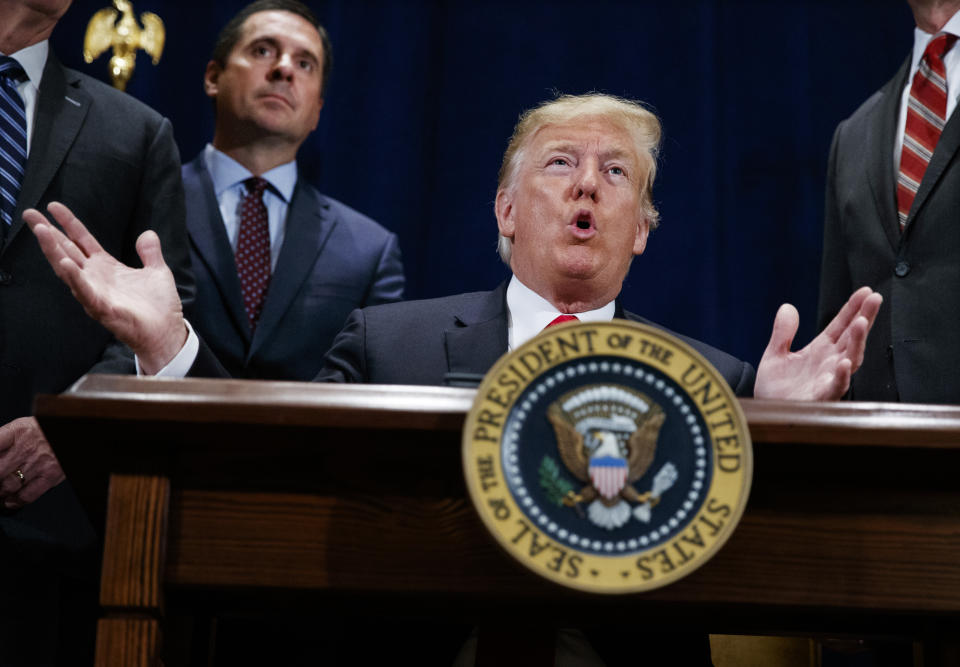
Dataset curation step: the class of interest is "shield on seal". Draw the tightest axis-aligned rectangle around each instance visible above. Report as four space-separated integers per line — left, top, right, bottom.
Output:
588 453 628 500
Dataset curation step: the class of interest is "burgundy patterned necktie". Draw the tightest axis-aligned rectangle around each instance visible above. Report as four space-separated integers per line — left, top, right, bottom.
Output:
236 177 272 331
897 33 957 231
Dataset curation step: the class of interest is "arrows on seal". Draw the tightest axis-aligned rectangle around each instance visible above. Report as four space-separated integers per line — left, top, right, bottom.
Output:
633 462 678 523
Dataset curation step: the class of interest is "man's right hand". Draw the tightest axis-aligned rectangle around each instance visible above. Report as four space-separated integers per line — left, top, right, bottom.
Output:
24 202 188 374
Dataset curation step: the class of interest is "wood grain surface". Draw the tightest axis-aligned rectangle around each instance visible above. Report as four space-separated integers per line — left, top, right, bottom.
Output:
32 375 960 661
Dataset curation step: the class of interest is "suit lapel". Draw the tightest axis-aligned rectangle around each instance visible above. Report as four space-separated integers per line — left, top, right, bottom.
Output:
6 55 90 249
444 282 510 377
250 182 336 357
866 56 910 251
906 84 960 235
183 155 250 341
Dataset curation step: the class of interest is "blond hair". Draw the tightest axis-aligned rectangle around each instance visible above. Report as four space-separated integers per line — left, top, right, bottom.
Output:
496 93 661 264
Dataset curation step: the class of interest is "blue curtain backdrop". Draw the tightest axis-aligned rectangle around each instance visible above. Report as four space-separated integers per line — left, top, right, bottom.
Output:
50 0 913 369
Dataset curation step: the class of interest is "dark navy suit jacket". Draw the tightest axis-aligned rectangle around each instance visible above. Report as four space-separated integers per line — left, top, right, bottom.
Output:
315 281 756 395
182 153 404 381
191 281 754 394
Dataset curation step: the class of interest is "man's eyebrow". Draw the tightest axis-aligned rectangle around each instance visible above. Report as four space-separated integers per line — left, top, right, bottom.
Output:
538 142 635 162
539 142 581 155
599 147 634 162
249 35 280 49
292 47 320 64
249 36 320 64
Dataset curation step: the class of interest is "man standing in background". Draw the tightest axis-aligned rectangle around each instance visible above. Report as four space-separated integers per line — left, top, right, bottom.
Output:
818 3 960 662
819 0 960 404
183 0 403 380
0 0 193 664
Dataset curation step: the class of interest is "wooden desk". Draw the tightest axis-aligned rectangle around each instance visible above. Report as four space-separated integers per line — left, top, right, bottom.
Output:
36 375 960 665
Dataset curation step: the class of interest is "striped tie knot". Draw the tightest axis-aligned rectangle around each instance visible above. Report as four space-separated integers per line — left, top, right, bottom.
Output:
0 56 25 81
925 33 958 62
896 32 957 231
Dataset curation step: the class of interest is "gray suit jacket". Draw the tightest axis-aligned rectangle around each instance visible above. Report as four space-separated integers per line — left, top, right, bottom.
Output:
0 54 192 420
818 55 960 403
0 53 191 665
182 153 403 380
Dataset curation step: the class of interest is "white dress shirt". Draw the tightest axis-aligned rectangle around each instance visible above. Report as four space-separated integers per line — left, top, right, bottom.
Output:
506 275 616 350
1 40 47 154
894 9 960 174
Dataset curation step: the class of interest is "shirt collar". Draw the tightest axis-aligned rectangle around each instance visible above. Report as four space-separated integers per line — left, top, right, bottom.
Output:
2 40 47 88
911 8 960 70
202 143 297 202
506 274 616 349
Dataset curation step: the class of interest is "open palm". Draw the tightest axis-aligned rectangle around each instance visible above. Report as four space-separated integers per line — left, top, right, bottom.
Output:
755 287 882 401
24 202 187 374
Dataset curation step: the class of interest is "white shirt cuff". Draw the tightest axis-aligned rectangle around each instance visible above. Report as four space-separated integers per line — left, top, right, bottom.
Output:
135 319 200 378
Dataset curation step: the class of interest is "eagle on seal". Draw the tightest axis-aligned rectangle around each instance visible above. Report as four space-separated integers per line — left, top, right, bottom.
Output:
547 402 666 528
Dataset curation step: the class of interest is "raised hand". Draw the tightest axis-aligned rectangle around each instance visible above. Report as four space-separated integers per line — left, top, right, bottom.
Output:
24 202 187 374
755 286 882 401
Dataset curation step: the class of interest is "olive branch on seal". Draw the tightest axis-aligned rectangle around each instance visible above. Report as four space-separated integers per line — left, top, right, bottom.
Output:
539 455 575 506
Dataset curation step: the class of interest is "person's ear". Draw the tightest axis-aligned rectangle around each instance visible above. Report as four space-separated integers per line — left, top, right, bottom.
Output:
204 60 222 99
496 189 515 239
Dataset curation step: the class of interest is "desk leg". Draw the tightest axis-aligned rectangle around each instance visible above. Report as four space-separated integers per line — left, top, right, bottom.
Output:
95 474 170 667
96 618 161 667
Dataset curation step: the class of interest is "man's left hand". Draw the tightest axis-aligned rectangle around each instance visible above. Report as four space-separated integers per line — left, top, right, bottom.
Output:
755 286 882 401
0 417 66 509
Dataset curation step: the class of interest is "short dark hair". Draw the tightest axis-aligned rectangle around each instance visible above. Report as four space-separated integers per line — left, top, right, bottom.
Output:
211 0 333 97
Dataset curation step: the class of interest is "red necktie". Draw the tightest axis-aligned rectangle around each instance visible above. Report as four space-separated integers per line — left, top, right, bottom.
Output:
898 33 957 231
546 314 579 328
236 177 272 331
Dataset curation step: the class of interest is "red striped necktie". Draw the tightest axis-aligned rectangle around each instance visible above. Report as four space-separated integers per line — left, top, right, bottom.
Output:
897 33 957 232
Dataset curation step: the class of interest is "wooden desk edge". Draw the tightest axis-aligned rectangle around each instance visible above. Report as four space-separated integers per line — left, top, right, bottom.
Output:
34 375 960 447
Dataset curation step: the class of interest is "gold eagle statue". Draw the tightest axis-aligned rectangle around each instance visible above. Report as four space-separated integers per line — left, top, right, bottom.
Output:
547 401 666 507
83 0 165 91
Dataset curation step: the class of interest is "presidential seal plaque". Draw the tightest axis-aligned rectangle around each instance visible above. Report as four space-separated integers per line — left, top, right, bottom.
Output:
462 320 752 594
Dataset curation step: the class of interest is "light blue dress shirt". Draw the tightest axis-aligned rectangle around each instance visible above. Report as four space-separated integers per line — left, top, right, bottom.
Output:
202 143 298 272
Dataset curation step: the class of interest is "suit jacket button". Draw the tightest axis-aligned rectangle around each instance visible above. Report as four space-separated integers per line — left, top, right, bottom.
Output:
894 260 910 277
0 270 11 285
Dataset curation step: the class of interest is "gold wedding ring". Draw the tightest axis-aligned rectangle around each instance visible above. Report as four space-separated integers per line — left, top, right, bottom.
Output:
13 469 24 485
